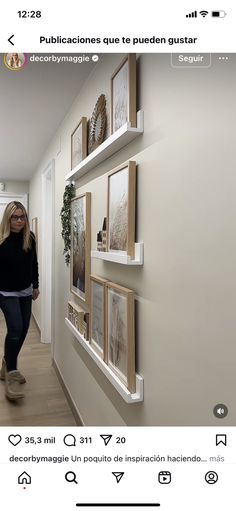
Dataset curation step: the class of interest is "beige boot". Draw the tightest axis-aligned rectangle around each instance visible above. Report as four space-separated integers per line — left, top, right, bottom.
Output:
5 371 25 401
0 358 26 384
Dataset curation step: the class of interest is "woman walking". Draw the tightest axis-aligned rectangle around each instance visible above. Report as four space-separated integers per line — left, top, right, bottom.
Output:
0 201 39 401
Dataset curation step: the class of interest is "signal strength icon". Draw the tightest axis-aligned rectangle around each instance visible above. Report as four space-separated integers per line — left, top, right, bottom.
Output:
200 10 209 17
186 10 197 18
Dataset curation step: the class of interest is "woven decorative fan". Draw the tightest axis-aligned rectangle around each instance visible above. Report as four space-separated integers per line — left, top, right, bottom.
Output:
88 94 106 153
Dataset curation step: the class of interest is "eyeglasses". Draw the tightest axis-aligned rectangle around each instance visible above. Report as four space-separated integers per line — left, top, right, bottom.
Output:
11 215 26 222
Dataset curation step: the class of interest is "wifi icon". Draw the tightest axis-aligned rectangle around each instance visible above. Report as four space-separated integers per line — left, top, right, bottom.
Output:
200 10 209 17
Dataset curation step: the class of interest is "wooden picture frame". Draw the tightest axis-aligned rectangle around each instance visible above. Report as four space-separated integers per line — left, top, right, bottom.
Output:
31 217 38 253
107 160 136 259
90 275 108 360
111 53 136 134
106 282 135 393
71 192 91 305
71 117 87 170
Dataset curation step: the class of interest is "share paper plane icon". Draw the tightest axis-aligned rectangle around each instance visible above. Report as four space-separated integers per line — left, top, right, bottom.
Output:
112 472 125 483
100 434 112 446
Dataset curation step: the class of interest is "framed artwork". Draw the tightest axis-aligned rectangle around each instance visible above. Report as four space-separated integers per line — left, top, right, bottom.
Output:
71 192 91 305
107 161 136 259
106 282 135 393
71 117 87 170
111 53 136 134
88 94 107 154
90 275 108 360
31 217 38 253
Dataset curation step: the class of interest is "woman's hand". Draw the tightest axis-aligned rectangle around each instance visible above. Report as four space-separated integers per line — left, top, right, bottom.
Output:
32 288 40 301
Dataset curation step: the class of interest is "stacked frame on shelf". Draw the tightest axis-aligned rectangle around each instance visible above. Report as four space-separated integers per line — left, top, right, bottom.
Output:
106 281 135 393
90 275 108 361
90 276 136 393
71 117 87 171
107 160 136 259
68 276 137 395
111 53 137 133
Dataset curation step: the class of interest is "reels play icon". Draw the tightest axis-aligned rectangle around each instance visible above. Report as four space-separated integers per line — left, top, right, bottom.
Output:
158 471 171 484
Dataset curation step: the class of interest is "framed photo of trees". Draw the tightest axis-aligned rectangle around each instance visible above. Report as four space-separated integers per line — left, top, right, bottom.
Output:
107 160 136 259
71 192 91 305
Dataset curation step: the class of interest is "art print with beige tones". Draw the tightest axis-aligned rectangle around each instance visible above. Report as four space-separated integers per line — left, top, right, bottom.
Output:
71 123 83 169
112 60 128 131
108 288 127 384
108 166 128 252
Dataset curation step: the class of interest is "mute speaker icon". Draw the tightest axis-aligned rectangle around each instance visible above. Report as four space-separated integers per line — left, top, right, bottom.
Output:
213 404 228 418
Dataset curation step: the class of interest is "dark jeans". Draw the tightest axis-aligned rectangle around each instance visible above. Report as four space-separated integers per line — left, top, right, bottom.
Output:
0 295 32 372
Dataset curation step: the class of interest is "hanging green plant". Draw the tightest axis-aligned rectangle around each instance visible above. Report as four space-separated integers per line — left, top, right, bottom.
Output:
60 182 76 265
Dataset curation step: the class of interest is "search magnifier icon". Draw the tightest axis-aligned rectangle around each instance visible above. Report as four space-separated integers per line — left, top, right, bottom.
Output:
65 471 78 484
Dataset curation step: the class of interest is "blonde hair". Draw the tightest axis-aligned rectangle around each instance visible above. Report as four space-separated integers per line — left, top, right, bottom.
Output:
0 201 32 251
10 54 20 67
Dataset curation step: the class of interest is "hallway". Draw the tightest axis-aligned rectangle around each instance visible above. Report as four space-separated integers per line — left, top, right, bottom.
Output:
0 312 77 426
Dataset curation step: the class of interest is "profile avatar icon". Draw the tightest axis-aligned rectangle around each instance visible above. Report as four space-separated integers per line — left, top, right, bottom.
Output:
4 53 27 71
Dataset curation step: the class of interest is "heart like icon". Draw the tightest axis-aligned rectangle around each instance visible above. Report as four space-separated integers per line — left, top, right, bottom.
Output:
8 434 22 446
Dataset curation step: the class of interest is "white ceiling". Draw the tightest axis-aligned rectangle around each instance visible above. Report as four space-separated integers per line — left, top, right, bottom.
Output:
0 54 95 180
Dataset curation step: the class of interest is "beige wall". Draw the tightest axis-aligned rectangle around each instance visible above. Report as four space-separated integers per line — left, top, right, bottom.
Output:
29 54 236 426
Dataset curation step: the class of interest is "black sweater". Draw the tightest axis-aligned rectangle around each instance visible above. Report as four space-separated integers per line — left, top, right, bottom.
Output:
0 231 39 291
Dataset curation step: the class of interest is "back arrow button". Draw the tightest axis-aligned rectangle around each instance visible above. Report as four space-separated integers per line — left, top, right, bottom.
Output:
8 35 15 46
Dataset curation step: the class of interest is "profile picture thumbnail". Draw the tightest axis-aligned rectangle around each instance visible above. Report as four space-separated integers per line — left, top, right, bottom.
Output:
4 53 27 71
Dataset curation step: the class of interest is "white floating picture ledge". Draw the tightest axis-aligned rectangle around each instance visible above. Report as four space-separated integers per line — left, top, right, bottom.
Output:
65 110 144 182
65 318 144 403
91 242 144 265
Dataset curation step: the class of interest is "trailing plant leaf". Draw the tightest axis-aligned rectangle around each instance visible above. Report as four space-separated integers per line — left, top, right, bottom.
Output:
60 182 76 265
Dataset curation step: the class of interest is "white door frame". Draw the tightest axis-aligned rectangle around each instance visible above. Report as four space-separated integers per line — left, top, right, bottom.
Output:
41 159 55 352
0 193 28 220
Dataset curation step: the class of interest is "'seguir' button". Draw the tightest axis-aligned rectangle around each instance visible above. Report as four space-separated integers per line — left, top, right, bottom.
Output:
171 53 211 68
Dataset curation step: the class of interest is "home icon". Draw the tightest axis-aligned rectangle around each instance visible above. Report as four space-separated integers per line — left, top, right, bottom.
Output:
18 472 31 485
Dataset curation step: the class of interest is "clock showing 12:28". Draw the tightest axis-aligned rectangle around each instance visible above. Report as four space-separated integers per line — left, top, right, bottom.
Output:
17 10 42 18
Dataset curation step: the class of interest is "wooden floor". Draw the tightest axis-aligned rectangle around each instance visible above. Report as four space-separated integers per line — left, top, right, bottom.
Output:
0 312 77 426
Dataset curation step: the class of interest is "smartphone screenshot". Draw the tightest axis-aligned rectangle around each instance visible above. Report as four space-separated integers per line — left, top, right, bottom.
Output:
0 2 235 510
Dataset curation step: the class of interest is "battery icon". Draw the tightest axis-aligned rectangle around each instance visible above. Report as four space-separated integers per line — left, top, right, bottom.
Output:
211 10 227 17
